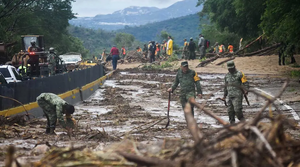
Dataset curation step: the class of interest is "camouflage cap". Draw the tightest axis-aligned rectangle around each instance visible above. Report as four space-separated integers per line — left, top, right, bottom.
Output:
227 61 235 69
181 61 188 67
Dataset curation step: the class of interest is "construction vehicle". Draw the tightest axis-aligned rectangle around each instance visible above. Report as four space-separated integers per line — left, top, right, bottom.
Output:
21 35 48 77
8 35 67 78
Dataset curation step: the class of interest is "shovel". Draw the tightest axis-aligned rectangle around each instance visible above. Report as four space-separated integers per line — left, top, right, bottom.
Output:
216 97 228 107
165 92 171 128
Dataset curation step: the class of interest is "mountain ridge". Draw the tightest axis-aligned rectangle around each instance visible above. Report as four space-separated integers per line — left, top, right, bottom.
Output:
70 0 202 30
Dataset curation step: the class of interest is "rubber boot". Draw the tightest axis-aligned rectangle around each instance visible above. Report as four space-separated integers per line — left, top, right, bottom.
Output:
45 128 50 134
49 128 56 135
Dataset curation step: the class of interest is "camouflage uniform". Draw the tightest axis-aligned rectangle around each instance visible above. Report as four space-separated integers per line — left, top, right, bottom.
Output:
224 61 249 123
47 53 56 76
36 93 74 131
171 63 202 116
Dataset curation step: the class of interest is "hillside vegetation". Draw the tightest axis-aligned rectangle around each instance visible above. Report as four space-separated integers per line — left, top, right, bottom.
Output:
118 14 201 45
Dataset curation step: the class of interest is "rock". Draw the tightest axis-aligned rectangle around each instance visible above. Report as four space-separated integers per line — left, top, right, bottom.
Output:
31 144 50 155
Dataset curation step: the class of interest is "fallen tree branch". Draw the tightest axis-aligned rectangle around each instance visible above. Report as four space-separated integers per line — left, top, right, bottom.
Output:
184 103 202 142
216 57 236 66
117 151 176 167
240 43 281 57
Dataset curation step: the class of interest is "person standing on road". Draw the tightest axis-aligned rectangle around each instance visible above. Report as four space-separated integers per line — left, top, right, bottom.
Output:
162 40 167 56
121 46 126 59
147 41 152 59
110 45 120 70
167 61 203 117
188 38 196 60
155 42 161 60
167 36 173 57
219 43 226 53
36 93 75 135
149 41 156 63
47 47 56 76
198 34 205 59
221 61 249 124
183 39 188 60
143 44 148 58
228 44 234 53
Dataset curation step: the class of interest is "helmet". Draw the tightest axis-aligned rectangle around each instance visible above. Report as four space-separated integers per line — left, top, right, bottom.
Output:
49 47 55 53
30 40 36 45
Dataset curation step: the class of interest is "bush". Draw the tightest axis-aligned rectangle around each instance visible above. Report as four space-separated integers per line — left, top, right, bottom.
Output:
290 70 300 78
167 54 179 62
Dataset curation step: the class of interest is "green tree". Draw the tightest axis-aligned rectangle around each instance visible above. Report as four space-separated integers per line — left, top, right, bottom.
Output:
113 33 135 49
198 0 265 39
260 0 300 46
0 0 89 60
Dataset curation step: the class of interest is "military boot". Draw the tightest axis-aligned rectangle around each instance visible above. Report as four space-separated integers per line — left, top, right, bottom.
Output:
49 128 56 135
45 128 50 134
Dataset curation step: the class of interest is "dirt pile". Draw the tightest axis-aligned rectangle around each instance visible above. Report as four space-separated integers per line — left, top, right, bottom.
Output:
125 51 148 63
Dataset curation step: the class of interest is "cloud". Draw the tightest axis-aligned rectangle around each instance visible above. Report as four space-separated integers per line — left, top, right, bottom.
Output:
72 0 183 17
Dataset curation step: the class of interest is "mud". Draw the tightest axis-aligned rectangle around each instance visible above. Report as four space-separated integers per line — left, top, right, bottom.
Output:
0 69 300 165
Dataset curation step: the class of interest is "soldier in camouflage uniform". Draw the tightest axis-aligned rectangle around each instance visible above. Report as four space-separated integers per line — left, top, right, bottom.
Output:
222 61 249 124
168 61 203 116
37 93 75 134
47 47 56 76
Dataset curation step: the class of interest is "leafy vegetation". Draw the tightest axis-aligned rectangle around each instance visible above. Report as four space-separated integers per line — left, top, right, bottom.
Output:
68 26 144 57
197 0 300 50
0 0 89 58
290 70 300 78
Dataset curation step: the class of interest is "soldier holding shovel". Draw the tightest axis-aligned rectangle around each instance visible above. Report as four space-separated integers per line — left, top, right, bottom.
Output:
221 61 249 124
167 61 203 118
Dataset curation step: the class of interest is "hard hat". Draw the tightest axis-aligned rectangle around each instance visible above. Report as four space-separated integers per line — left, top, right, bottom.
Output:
31 40 36 44
227 61 235 69
49 47 55 52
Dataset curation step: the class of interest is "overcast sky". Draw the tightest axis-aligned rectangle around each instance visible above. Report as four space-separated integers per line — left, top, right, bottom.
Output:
72 0 183 17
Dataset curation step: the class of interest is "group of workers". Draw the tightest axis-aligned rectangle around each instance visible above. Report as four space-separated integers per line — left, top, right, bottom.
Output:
182 34 207 60
140 35 174 62
14 40 62 77
168 60 249 124
100 35 174 70
38 59 248 135
212 43 234 54
182 34 235 61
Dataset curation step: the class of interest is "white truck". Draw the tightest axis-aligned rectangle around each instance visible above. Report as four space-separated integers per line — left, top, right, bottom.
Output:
0 65 22 83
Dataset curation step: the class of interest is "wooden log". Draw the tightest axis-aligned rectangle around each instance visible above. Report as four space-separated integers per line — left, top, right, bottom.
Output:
240 43 280 57
216 57 235 66
184 103 202 143
117 151 176 167
196 55 220 68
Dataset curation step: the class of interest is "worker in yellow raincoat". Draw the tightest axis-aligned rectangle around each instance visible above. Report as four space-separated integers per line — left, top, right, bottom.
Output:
167 36 173 56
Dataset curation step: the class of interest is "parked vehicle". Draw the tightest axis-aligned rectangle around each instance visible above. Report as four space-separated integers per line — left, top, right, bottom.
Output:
0 72 8 85
0 65 22 83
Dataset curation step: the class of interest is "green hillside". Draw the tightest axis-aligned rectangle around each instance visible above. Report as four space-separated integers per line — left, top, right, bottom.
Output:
68 14 202 55
118 14 201 45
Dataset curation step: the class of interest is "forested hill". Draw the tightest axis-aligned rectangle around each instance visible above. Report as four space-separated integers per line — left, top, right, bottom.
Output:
68 13 201 55
0 0 89 59
118 14 201 45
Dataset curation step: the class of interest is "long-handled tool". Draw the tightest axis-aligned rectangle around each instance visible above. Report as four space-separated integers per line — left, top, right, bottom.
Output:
216 97 228 107
165 92 171 128
244 94 250 106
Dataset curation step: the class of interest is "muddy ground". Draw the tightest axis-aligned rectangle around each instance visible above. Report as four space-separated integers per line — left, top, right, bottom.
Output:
0 67 300 165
